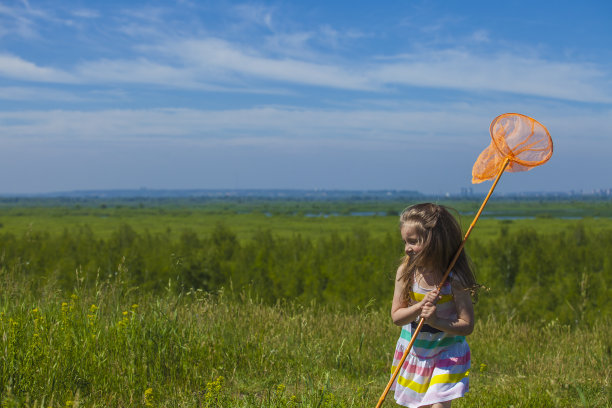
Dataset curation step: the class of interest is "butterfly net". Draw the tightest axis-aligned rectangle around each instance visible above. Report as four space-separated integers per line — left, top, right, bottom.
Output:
472 113 553 184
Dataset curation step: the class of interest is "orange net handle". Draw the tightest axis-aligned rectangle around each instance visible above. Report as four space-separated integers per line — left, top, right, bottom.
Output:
441 157 510 285
374 157 510 408
375 318 425 408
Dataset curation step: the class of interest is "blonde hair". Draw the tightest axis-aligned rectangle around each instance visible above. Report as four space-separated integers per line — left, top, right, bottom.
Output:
398 203 477 303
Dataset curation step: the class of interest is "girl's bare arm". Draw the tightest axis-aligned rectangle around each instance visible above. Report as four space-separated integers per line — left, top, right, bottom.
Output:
390 265 425 326
422 280 474 335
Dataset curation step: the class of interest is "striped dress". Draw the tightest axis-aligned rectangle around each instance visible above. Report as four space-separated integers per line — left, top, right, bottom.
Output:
390 278 470 407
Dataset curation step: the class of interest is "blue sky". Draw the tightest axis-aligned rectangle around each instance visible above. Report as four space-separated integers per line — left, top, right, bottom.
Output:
0 0 610 195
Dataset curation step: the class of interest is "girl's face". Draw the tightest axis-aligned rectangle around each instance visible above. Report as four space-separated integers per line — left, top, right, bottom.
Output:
401 223 423 257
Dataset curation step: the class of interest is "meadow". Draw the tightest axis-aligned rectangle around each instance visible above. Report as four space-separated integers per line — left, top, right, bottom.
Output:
0 278 610 407
2 196 612 241
0 197 611 407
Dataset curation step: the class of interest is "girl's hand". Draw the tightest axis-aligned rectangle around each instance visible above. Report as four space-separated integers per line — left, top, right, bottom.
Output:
420 301 437 324
423 289 440 305
419 289 440 323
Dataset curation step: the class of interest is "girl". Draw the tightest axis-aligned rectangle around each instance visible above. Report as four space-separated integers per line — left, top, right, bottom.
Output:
390 203 477 408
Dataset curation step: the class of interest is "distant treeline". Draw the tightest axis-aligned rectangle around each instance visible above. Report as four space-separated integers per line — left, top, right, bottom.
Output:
1 222 610 325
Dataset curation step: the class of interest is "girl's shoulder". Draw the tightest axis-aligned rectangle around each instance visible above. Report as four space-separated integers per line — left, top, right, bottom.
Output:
449 271 470 290
395 262 408 281
449 272 479 303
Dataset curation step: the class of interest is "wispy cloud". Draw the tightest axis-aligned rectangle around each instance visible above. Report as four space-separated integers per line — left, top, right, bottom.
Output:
0 54 75 82
0 2 609 104
0 1 94 39
373 50 612 103
470 29 490 43
1 38 610 104
162 38 375 90
71 9 101 19
75 58 195 87
231 3 275 30
134 35 611 102
0 86 85 102
0 2 38 38
0 106 470 144
1 104 608 151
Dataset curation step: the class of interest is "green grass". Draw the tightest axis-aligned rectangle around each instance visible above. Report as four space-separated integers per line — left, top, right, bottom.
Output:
1 275 610 407
1 199 611 406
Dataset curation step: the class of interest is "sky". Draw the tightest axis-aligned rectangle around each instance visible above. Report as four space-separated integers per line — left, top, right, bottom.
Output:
0 0 610 195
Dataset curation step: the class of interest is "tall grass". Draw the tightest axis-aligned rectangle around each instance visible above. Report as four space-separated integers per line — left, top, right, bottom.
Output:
1 269 610 407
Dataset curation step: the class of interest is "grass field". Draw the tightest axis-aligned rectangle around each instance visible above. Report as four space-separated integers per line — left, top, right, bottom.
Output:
0 198 611 406
0 277 610 407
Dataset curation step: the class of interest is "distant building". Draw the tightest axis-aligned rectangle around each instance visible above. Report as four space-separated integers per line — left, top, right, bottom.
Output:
460 187 473 197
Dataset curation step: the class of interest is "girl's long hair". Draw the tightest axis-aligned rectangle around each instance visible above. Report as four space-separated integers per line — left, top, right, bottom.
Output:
399 203 477 303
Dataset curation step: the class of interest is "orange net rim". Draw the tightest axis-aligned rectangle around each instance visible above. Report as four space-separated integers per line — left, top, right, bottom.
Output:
489 112 554 167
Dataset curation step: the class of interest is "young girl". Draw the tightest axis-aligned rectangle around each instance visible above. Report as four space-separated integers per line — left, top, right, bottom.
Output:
390 203 477 408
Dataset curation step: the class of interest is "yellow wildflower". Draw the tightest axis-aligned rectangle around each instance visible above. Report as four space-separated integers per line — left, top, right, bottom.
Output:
276 384 286 394
144 388 154 407
205 376 224 401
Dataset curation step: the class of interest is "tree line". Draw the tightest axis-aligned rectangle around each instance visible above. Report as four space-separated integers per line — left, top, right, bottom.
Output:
0 222 610 325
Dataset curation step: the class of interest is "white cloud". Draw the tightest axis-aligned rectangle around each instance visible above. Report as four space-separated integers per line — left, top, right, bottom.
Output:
1 105 608 153
373 50 612 103
0 3 38 38
119 36 612 103
1 37 610 105
75 58 194 86
0 106 468 145
71 9 100 19
0 1 80 37
0 54 75 82
232 3 275 30
72 56 290 95
0 0 610 106
119 6 169 24
470 29 490 43
0 86 84 102
263 31 316 57
162 38 376 90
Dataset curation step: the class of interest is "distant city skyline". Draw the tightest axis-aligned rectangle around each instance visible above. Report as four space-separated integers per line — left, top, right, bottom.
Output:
4 186 611 200
0 1 610 195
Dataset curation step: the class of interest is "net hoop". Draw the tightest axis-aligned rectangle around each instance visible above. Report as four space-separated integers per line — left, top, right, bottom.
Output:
489 112 553 167
472 113 553 184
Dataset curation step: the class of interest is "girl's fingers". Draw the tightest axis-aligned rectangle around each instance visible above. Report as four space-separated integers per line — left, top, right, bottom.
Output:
421 303 436 318
424 290 440 302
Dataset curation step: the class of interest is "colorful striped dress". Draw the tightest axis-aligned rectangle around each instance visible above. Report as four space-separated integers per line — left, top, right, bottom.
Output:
390 278 470 407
